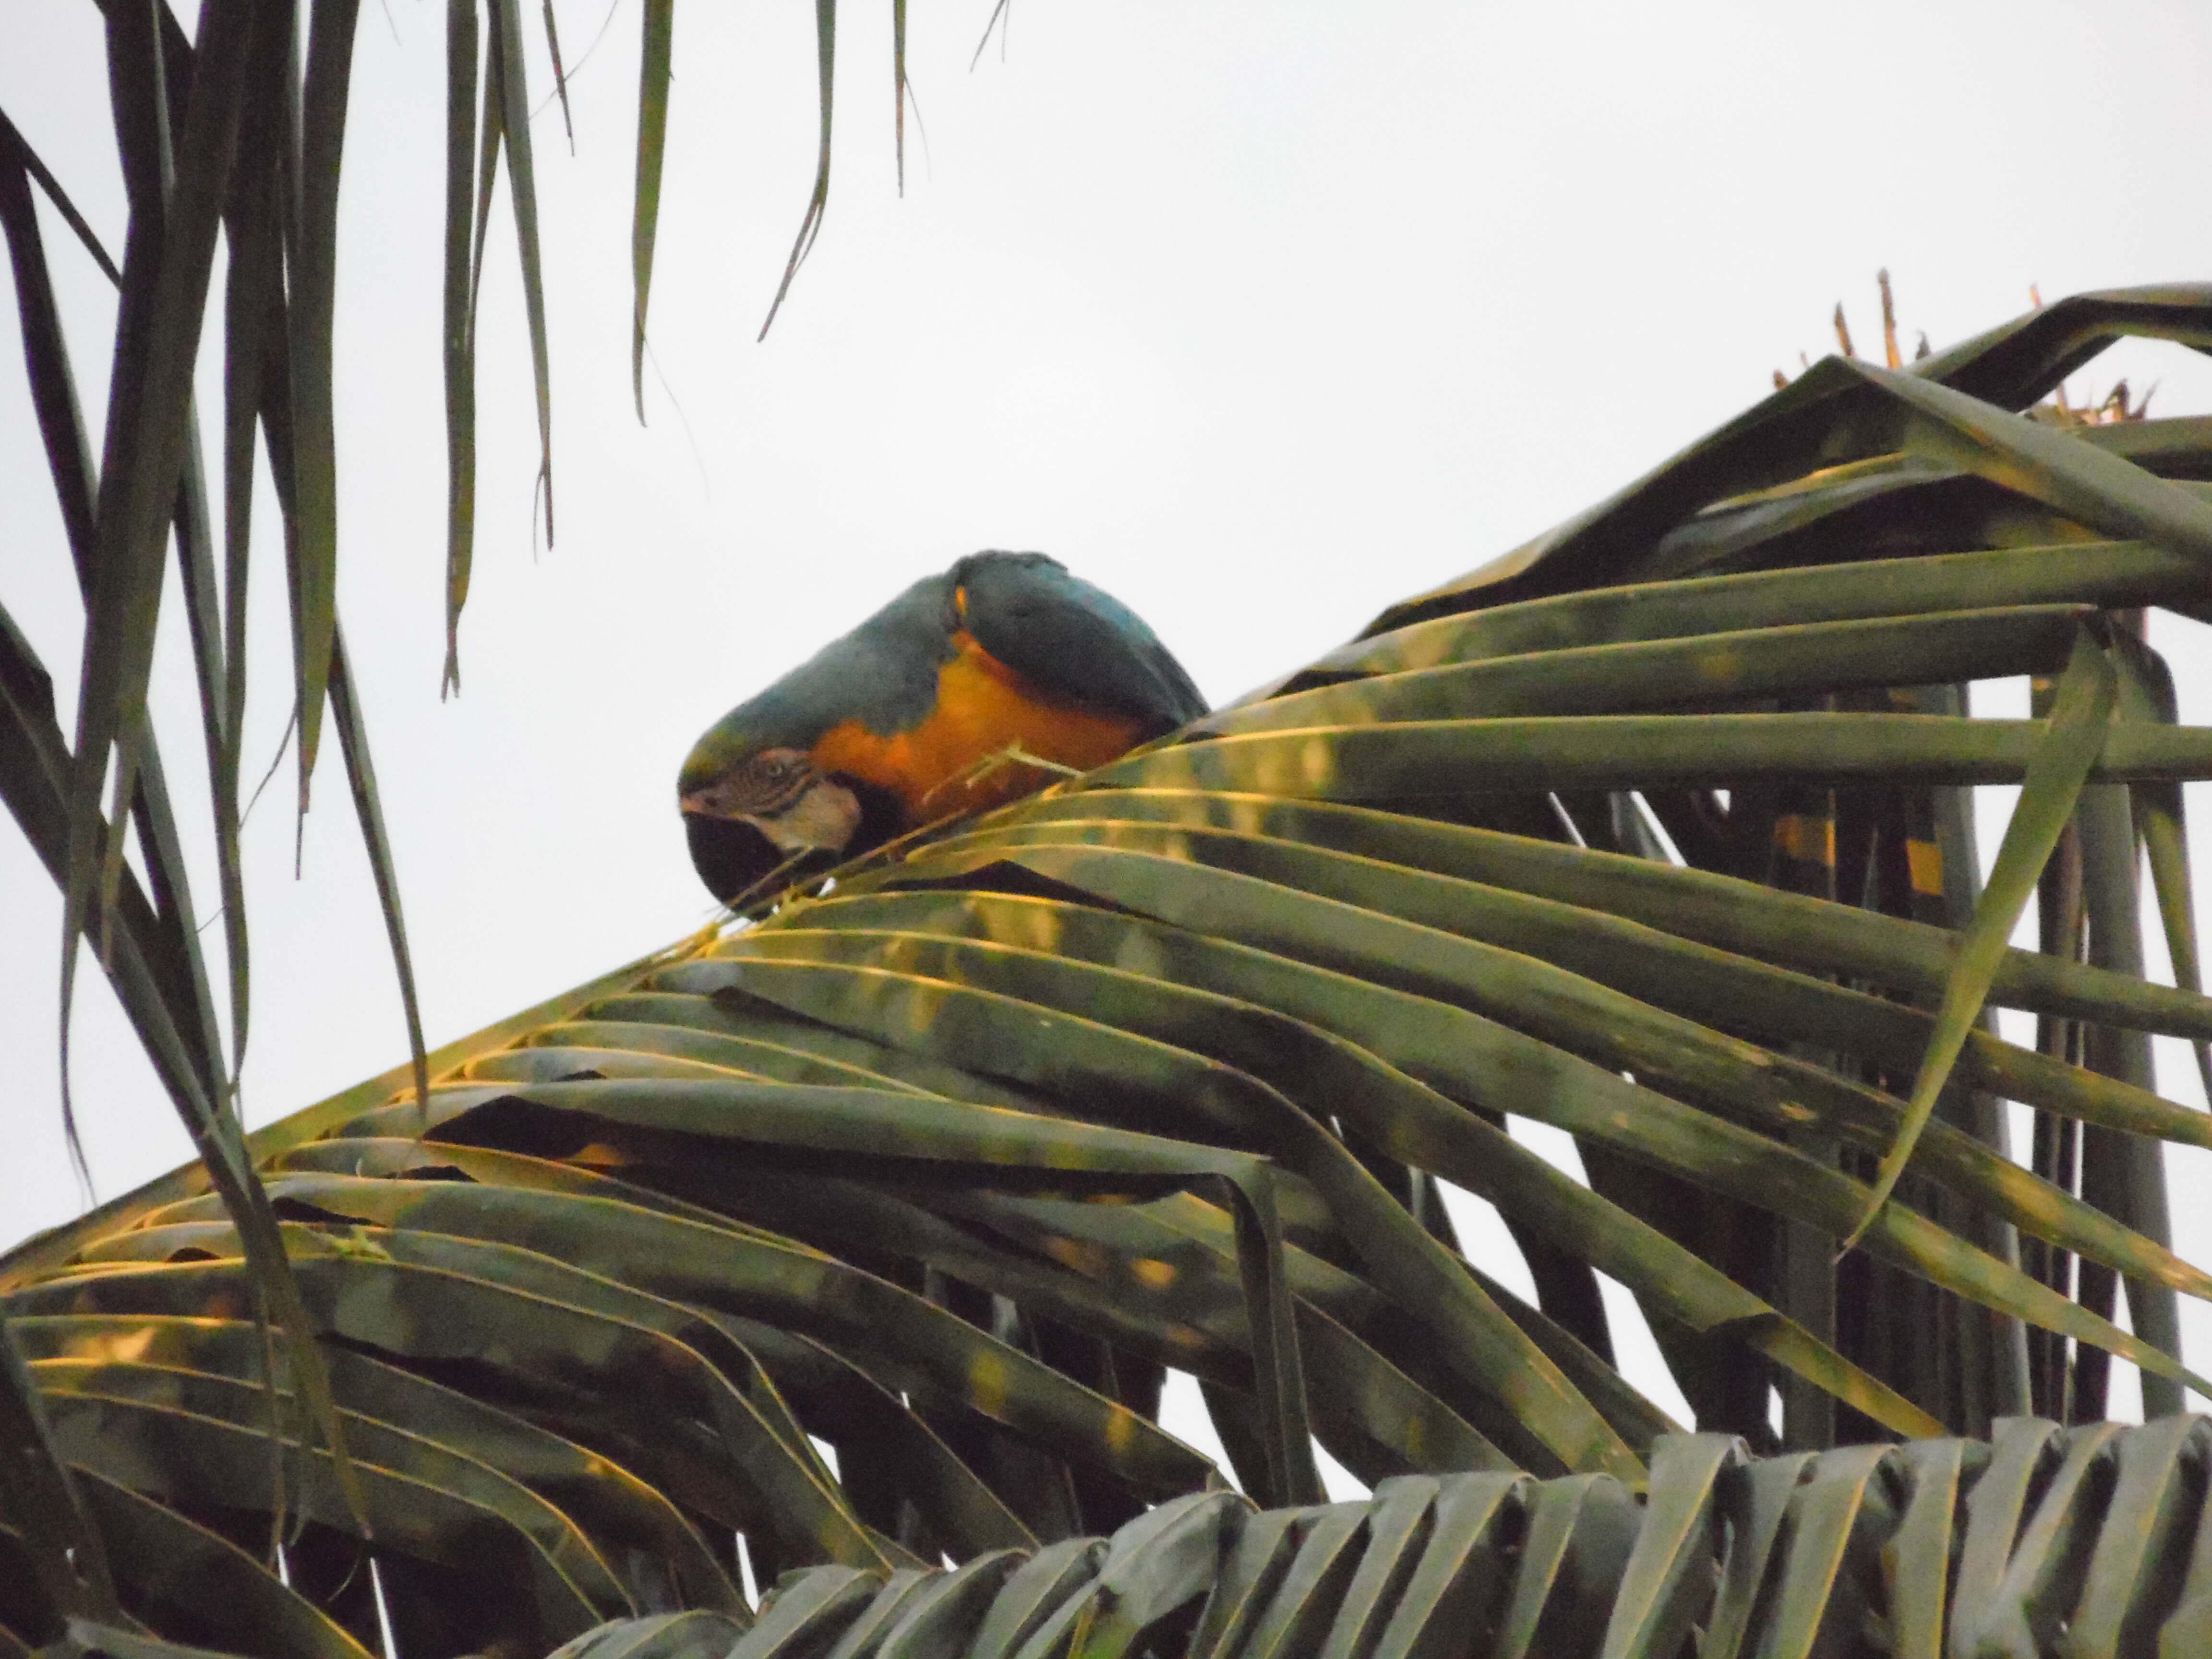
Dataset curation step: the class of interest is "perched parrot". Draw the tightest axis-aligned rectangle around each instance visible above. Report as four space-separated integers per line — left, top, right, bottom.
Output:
678 551 1207 903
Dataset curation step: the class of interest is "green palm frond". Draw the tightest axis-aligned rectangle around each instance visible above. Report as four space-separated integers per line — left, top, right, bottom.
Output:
527 1419 2212 1659
12 254 2212 1649
12 7 2212 1655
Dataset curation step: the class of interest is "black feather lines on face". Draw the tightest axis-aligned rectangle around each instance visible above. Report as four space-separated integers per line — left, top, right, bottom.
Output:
724 748 816 816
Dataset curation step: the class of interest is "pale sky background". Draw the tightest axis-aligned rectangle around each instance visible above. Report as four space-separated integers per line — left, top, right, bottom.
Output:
7 1 2212 1479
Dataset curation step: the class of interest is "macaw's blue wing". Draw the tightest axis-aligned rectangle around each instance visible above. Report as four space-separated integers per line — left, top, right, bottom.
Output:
953 552 1208 737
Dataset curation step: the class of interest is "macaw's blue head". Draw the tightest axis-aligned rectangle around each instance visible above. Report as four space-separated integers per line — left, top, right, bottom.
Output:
676 566 963 905
679 733 861 850
677 683 920 906
678 720 867 907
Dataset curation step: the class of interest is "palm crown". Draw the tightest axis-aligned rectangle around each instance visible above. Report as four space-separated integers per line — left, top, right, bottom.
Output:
7 7 2212 1657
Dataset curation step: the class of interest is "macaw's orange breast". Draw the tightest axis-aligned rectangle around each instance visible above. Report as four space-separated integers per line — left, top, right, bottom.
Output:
809 631 1146 825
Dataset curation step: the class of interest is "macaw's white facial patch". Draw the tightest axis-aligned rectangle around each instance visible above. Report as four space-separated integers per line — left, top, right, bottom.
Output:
744 776 864 855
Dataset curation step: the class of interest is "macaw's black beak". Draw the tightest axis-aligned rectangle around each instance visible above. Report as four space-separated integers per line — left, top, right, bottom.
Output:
683 812 799 906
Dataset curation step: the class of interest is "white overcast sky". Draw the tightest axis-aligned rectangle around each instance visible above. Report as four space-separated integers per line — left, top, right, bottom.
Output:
7 2 2212 1454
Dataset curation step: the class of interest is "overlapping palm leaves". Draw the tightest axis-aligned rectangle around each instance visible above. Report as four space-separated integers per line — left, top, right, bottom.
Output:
537 1418 2212 1659
12 5 2212 1657
11 231 2212 1653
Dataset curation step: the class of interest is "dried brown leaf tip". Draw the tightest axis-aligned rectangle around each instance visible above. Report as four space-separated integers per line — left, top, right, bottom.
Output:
1773 272 2152 421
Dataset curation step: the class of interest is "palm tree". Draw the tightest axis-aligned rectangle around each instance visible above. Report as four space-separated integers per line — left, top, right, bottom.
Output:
7 7 2212 1656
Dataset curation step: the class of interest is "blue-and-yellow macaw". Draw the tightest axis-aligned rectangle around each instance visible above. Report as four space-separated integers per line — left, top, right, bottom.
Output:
678 551 1206 902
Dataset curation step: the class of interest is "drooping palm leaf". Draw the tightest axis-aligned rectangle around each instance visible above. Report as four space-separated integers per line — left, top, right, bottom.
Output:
0 0 444 1586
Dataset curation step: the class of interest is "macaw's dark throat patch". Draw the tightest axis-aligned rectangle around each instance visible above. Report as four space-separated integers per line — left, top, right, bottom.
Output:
684 814 784 906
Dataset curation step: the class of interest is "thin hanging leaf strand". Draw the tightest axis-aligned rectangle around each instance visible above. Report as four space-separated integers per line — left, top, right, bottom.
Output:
758 0 836 340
